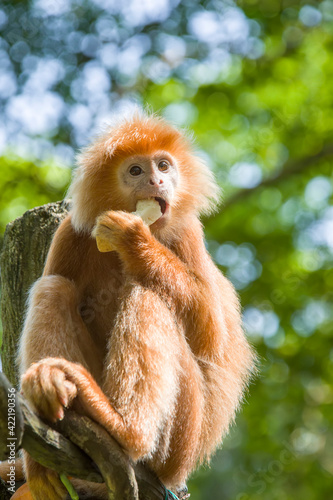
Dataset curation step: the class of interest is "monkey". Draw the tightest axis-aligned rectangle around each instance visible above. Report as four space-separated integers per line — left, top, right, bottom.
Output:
13 113 255 499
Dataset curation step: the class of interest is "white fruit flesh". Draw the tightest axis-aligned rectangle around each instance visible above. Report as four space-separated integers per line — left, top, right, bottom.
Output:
133 199 162 225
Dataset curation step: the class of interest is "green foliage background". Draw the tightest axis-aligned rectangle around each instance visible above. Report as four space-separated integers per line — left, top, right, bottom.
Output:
0 1 332 499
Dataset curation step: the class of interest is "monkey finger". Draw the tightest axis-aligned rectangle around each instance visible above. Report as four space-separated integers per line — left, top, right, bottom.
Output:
60 380 77 407
38 365 66 421
43 357 88 383
97 210 143 232
22 365 53 418
51 369 74 407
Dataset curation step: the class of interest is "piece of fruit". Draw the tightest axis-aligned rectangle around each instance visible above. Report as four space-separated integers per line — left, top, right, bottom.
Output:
133 199 162 225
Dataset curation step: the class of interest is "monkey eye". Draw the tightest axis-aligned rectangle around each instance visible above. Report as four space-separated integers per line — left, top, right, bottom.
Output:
129 165 143 176
158 160 170 172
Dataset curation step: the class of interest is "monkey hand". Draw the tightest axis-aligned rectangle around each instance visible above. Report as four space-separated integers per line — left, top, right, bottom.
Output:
22 358 125 444
21 359 78 423
93 210 151 253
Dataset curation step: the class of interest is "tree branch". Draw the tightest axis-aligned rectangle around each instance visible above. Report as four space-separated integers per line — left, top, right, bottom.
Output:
221 143 333 211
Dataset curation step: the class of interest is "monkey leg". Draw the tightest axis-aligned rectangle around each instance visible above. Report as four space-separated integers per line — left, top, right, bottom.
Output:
103 284 202 463
19 275 103 499
19 274 105 421
103 283 206 488
103 283 189 459
18 275 103 379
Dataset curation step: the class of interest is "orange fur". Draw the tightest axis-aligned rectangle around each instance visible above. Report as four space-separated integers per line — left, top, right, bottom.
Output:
16 114 255 499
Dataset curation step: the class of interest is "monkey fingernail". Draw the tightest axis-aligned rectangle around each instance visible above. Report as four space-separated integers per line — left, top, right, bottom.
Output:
56 408 64 420
95 235 115 253
59 397 67 407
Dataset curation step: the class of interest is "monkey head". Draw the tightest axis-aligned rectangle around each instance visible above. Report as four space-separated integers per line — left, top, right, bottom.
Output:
69 113 220 237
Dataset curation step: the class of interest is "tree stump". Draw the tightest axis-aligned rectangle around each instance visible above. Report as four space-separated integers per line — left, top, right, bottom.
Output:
0 201 70 387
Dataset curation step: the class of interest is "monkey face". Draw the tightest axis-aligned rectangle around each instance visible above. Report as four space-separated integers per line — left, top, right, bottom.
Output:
116 151 179 222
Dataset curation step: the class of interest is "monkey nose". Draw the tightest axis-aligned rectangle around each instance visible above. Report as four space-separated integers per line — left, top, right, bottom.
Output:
149 178 163 185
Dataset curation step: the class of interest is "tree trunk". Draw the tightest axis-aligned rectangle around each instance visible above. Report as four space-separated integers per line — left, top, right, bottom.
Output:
0 201 70 387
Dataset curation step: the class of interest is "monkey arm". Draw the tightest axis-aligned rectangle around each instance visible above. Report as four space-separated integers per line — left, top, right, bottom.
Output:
131 237 201 307
22 359 130 447
94 211 209 308
22 354 179 462
18 225 111 426
94 211 232 364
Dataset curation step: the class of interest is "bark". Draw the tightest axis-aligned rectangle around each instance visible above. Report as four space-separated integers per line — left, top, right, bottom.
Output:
0 201 71 387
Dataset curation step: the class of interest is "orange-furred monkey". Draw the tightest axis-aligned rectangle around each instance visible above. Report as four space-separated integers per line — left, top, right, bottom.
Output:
17 114 255 499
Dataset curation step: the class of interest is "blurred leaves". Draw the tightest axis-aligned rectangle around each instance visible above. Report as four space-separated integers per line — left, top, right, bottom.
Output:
0 156 70 247
1 0 333 498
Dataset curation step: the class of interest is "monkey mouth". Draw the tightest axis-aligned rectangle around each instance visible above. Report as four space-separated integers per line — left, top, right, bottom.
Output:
154 197 168 216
